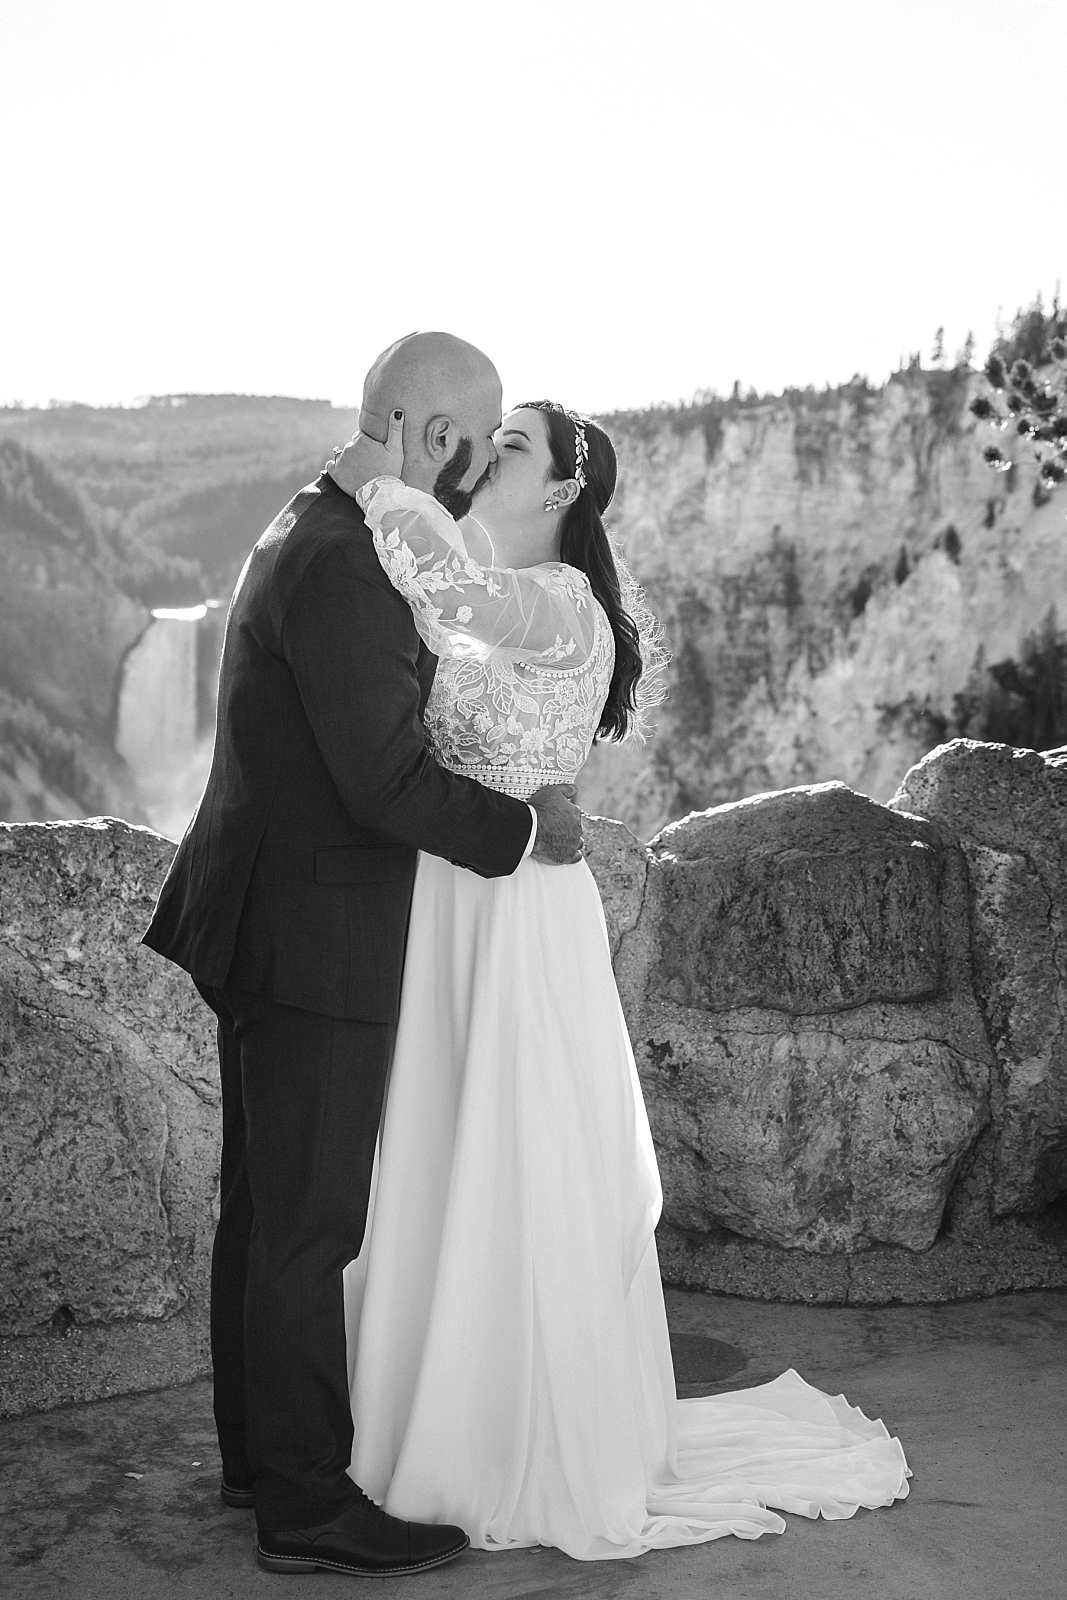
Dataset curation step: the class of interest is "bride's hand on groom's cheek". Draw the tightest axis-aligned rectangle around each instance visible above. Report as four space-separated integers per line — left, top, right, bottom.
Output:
327 408 406 496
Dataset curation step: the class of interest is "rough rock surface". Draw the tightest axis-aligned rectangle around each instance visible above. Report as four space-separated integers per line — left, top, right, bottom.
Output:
651 783 944 1014
583 765 1065 1302
581 816 648 963
619 786 993 1256
0 819 216 1340
577 373 1067 839
892 740 1067 1217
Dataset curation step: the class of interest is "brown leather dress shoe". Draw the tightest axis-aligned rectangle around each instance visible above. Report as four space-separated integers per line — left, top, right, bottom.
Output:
256 1491 470 1576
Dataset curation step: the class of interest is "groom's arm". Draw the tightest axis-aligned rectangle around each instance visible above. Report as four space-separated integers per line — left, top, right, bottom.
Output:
281 531 533 877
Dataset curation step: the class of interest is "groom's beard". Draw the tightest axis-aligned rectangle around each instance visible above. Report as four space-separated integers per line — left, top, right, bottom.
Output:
433 436 490 520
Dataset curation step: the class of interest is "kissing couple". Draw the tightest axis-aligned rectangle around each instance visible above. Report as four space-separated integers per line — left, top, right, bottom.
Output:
145 332 909 1576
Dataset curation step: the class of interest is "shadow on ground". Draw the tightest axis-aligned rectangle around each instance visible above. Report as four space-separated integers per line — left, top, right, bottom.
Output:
2 1288 1065 1600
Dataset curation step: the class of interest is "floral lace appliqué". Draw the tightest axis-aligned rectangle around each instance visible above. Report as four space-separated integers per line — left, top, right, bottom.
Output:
421 613 614 798
360 477 615 800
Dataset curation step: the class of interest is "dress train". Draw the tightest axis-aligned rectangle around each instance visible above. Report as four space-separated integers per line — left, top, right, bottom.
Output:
342 851 909 1559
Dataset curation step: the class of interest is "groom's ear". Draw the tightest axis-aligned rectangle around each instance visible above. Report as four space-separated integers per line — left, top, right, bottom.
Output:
425 414 453 462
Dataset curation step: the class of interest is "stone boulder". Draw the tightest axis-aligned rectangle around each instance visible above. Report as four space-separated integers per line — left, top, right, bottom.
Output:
582 815 648 964
650 782 945 1015
892 740 1067 1216
0 820 215 1340
609 784 994 1257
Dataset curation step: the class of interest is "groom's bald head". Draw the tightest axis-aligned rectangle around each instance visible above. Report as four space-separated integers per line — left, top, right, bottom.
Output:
361 331 499 432
360 331 503 515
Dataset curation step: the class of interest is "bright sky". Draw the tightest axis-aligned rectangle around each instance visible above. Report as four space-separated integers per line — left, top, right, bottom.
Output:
1 0 1064 413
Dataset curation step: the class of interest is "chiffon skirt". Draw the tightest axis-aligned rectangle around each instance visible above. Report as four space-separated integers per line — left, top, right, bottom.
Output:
343 852 910 1559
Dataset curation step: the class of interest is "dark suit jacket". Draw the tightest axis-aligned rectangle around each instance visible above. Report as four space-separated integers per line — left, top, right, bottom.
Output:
142 473 531 1022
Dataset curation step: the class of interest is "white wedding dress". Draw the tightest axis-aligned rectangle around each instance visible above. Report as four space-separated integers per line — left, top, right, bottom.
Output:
342 479 910 1560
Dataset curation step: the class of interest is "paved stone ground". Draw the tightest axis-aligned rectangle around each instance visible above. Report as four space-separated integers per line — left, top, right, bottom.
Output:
1 1286 1065 1600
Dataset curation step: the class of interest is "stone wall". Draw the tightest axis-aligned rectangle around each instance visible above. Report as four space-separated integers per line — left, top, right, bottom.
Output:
0 820 217 1414
1 740 1065 1416
592 741 1067 1303
892 741 1067 1217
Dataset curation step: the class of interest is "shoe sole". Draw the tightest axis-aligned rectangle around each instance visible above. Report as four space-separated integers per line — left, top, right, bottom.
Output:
221 1485 256 1509
256 1536 470 1576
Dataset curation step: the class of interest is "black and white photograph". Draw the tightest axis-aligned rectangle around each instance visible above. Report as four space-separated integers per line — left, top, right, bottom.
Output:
1 1 1064 1595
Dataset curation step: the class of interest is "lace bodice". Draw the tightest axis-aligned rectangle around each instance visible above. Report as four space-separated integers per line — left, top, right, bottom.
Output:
357 477 614 800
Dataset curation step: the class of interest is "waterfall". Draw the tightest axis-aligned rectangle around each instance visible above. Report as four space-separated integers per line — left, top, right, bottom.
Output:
116 605 215 840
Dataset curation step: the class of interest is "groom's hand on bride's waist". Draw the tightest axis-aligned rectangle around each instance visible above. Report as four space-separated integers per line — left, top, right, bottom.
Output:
529 785 584 865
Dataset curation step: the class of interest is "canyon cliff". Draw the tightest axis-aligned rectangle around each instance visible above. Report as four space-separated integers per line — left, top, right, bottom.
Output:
2 374 1065 839
0 442 147 824
580 370 1067 837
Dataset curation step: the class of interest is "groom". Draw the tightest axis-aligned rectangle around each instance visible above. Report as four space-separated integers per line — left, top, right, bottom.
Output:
143 332 583 1577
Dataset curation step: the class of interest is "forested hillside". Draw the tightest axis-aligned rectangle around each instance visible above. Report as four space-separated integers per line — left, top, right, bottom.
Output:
0 395 361 600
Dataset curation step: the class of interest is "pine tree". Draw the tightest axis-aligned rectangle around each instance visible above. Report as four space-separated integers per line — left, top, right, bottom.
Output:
970 298 1067 499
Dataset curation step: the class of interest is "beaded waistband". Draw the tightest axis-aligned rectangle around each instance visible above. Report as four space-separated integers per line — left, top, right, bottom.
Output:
443 764 580 800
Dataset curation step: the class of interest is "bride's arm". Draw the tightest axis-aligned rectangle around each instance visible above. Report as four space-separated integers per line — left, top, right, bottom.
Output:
357 476 599 667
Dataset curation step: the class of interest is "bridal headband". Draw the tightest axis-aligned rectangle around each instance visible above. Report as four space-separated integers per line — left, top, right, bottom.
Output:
563 410 589 490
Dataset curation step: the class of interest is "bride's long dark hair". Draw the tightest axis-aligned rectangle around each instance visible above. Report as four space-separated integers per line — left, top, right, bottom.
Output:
518 400 655 743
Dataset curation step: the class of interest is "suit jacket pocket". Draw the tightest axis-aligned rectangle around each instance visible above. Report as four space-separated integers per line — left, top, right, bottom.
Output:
314 845 410 885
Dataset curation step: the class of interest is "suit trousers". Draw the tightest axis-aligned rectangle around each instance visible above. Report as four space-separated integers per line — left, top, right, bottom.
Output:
197 982 394 1532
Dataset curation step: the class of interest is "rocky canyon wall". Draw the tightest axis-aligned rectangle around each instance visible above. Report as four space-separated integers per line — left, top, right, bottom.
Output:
581 371 1067 838
7 377 1065 848
0 441 147 826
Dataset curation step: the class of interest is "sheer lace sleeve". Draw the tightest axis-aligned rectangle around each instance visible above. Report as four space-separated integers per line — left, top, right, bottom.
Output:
356 477 598 667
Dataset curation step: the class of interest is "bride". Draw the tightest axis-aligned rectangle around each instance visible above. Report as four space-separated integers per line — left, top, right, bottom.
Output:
327 402 909 1561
